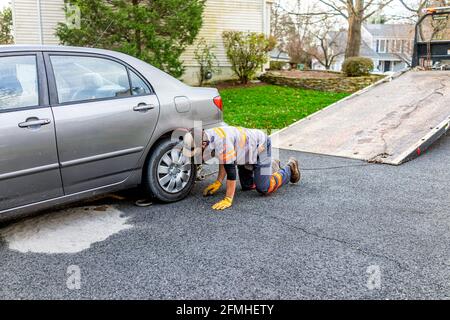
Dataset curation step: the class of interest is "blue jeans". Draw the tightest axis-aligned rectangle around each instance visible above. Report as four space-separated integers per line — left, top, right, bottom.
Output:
238 138 291 194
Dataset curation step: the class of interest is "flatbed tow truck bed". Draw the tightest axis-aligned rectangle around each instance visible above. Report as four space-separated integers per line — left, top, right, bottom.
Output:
271 71 450 165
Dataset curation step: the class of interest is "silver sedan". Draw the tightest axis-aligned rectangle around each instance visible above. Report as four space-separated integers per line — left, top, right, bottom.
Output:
0 45 224 221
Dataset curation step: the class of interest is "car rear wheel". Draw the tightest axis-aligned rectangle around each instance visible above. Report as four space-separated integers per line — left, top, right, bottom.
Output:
143 138 196 203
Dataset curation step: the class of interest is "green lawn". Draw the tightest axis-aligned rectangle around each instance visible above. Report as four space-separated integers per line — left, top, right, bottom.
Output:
219 85 349 131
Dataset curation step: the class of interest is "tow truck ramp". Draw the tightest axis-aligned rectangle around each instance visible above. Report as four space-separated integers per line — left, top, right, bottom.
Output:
271 71 450 165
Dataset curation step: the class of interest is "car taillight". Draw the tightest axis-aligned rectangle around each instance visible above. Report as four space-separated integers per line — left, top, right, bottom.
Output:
213 96 223 111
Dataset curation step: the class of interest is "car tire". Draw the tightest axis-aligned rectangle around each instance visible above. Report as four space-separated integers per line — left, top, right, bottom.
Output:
143 138 196 203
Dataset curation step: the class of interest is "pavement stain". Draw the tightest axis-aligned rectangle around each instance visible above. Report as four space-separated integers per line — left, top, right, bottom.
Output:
0 204 133 255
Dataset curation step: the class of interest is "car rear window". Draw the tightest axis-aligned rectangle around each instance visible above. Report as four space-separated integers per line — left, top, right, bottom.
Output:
50 55 132 104
129 70 151 96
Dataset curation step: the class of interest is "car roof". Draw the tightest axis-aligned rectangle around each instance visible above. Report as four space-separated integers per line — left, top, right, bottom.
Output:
0 45 123 58
0 44 191 91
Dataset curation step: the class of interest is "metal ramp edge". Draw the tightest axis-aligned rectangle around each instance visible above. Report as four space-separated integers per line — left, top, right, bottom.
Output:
394 116 450 165
270 70 450 165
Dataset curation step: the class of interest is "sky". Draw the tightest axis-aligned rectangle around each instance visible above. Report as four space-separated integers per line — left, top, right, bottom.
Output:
281 0 415 22
0 0 10 10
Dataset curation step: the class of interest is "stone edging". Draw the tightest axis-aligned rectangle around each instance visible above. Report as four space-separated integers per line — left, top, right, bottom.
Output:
260 72 384 93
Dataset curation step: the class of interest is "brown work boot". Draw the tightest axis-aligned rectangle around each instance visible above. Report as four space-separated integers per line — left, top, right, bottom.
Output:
271 159 281 172
287 157 301 183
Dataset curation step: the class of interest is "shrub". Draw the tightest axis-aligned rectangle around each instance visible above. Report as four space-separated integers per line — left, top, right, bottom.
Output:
222 31 276 84
194 38 220 86
342 57 374 77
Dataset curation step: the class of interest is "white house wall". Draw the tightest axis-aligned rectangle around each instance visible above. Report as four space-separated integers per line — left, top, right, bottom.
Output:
40 0 66 45
12 0 65 45
12 0 40 44
361 26 373 50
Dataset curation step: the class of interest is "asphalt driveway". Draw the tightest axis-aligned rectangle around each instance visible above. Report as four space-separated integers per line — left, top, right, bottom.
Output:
1 134 449 299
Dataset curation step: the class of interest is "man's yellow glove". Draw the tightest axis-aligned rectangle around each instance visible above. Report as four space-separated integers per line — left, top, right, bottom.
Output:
203 180 222 196
212 197 233 211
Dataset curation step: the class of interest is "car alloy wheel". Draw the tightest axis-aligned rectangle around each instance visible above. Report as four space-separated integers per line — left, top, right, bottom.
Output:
157 147 192 194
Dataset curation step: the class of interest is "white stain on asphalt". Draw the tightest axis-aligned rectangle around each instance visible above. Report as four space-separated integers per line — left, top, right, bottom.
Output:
0 205 132 254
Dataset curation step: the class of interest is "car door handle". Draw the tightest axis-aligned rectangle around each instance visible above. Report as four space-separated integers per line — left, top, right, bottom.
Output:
18 118 51 128
133 103 155 112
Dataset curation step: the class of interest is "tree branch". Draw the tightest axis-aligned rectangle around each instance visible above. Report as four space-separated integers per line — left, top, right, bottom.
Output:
362 0 378 12
398 0 418 13
319 0 349 19
347 0 359 16
363 0 395 20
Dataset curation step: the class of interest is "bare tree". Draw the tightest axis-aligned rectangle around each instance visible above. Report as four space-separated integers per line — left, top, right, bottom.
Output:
286 34 312 65
323 0 396 58
287 0 394 58
275 0 325 66
271 0 296 58
271 0 316 66
305 22 346 69
398 0 449 41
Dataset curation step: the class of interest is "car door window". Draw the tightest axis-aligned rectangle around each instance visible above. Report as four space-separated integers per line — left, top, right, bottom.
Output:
0 55 39 111
50 55 132 104
129 70 151 96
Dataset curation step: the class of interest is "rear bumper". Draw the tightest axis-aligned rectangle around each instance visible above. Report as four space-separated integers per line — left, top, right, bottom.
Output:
203 121 227 129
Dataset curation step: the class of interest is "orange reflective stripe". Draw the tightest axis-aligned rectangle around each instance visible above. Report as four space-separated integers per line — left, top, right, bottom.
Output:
223 149 237 162
267 177 277 193
267 173 283 194
273 173 283 191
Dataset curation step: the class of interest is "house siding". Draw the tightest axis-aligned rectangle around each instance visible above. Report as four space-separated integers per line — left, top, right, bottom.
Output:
12 0 65 45
11 0 40 44
40 0 66 45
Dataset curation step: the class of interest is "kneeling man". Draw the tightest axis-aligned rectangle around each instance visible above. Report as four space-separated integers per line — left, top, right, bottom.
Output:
183 126 301 211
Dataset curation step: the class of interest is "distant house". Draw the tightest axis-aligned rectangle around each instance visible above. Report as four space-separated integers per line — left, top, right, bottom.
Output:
270 48 290 62
11 0 273 85
312 24 415 73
